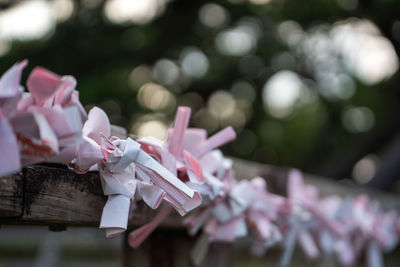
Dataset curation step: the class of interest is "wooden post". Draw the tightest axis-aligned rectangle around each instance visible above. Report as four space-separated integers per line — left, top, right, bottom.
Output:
122 229 193 267
199 242 233 267
122 229 233 267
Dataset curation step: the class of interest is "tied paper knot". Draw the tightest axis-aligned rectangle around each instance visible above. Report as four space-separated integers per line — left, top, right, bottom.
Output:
184 170 255 266
2 61 400 267
98 136 139 238
343 196 399 267
0 61 85 177
129 106 236 249
72 107 199 239
280 169 347 266
247 177 284 256
182 150 235 239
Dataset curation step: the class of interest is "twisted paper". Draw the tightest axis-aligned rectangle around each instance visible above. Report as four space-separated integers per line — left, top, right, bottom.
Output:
0 61 399 267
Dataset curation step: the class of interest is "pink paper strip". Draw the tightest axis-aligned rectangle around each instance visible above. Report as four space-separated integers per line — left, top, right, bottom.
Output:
168 106 191 158
195 126 236 157
128 207 172 248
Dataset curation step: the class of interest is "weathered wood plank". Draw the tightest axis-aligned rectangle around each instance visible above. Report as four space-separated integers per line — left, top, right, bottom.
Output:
0 165 183 227
1 158 399 267
1 158 400 226
23 165 105 225
0 172 23 218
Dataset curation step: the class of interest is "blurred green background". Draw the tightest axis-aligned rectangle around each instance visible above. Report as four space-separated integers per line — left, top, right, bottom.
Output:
1 0 400 188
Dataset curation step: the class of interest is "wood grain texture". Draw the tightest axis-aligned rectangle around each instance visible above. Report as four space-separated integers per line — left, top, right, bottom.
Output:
0 172 23 218
1 159 399 267
0 165 183 227
1 158 400 227
23 165 105 225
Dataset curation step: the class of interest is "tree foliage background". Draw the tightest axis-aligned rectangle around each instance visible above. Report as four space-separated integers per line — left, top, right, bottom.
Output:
1 0 400 190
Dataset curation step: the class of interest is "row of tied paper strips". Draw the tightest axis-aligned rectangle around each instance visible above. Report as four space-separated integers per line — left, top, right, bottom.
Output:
0 61 399 267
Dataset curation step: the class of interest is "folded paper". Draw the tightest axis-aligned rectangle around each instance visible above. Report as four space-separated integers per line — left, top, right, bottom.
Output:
0 61 399 267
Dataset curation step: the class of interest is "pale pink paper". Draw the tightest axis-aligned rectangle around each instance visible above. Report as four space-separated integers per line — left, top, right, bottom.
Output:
0 114 20 177
100 195 131 238
128 207 172 248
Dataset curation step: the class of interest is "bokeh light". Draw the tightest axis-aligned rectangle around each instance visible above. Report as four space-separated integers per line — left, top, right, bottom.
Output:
130 114 168 141
332 19 399 85
198 3 229 29
262 71 304 118
352 154 379 184
136 120 168 140
316 72 356 100
1 0 400 264
129 65 154 90
153 59 181 86
221 107 247 130
104 0 166 25
207 90 236 120
248 0 272 5
216 19 261 57
0 40 10 57
194 108 219 133
51 0 74 22
179 47 209 79
0 0 54 40
0 0 399 191
180 93 204 113
137 83 176 112
277 21 304 47
341 106 375 133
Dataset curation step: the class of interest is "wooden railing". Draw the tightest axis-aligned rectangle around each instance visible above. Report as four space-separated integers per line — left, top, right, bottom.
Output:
1 157 400 267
